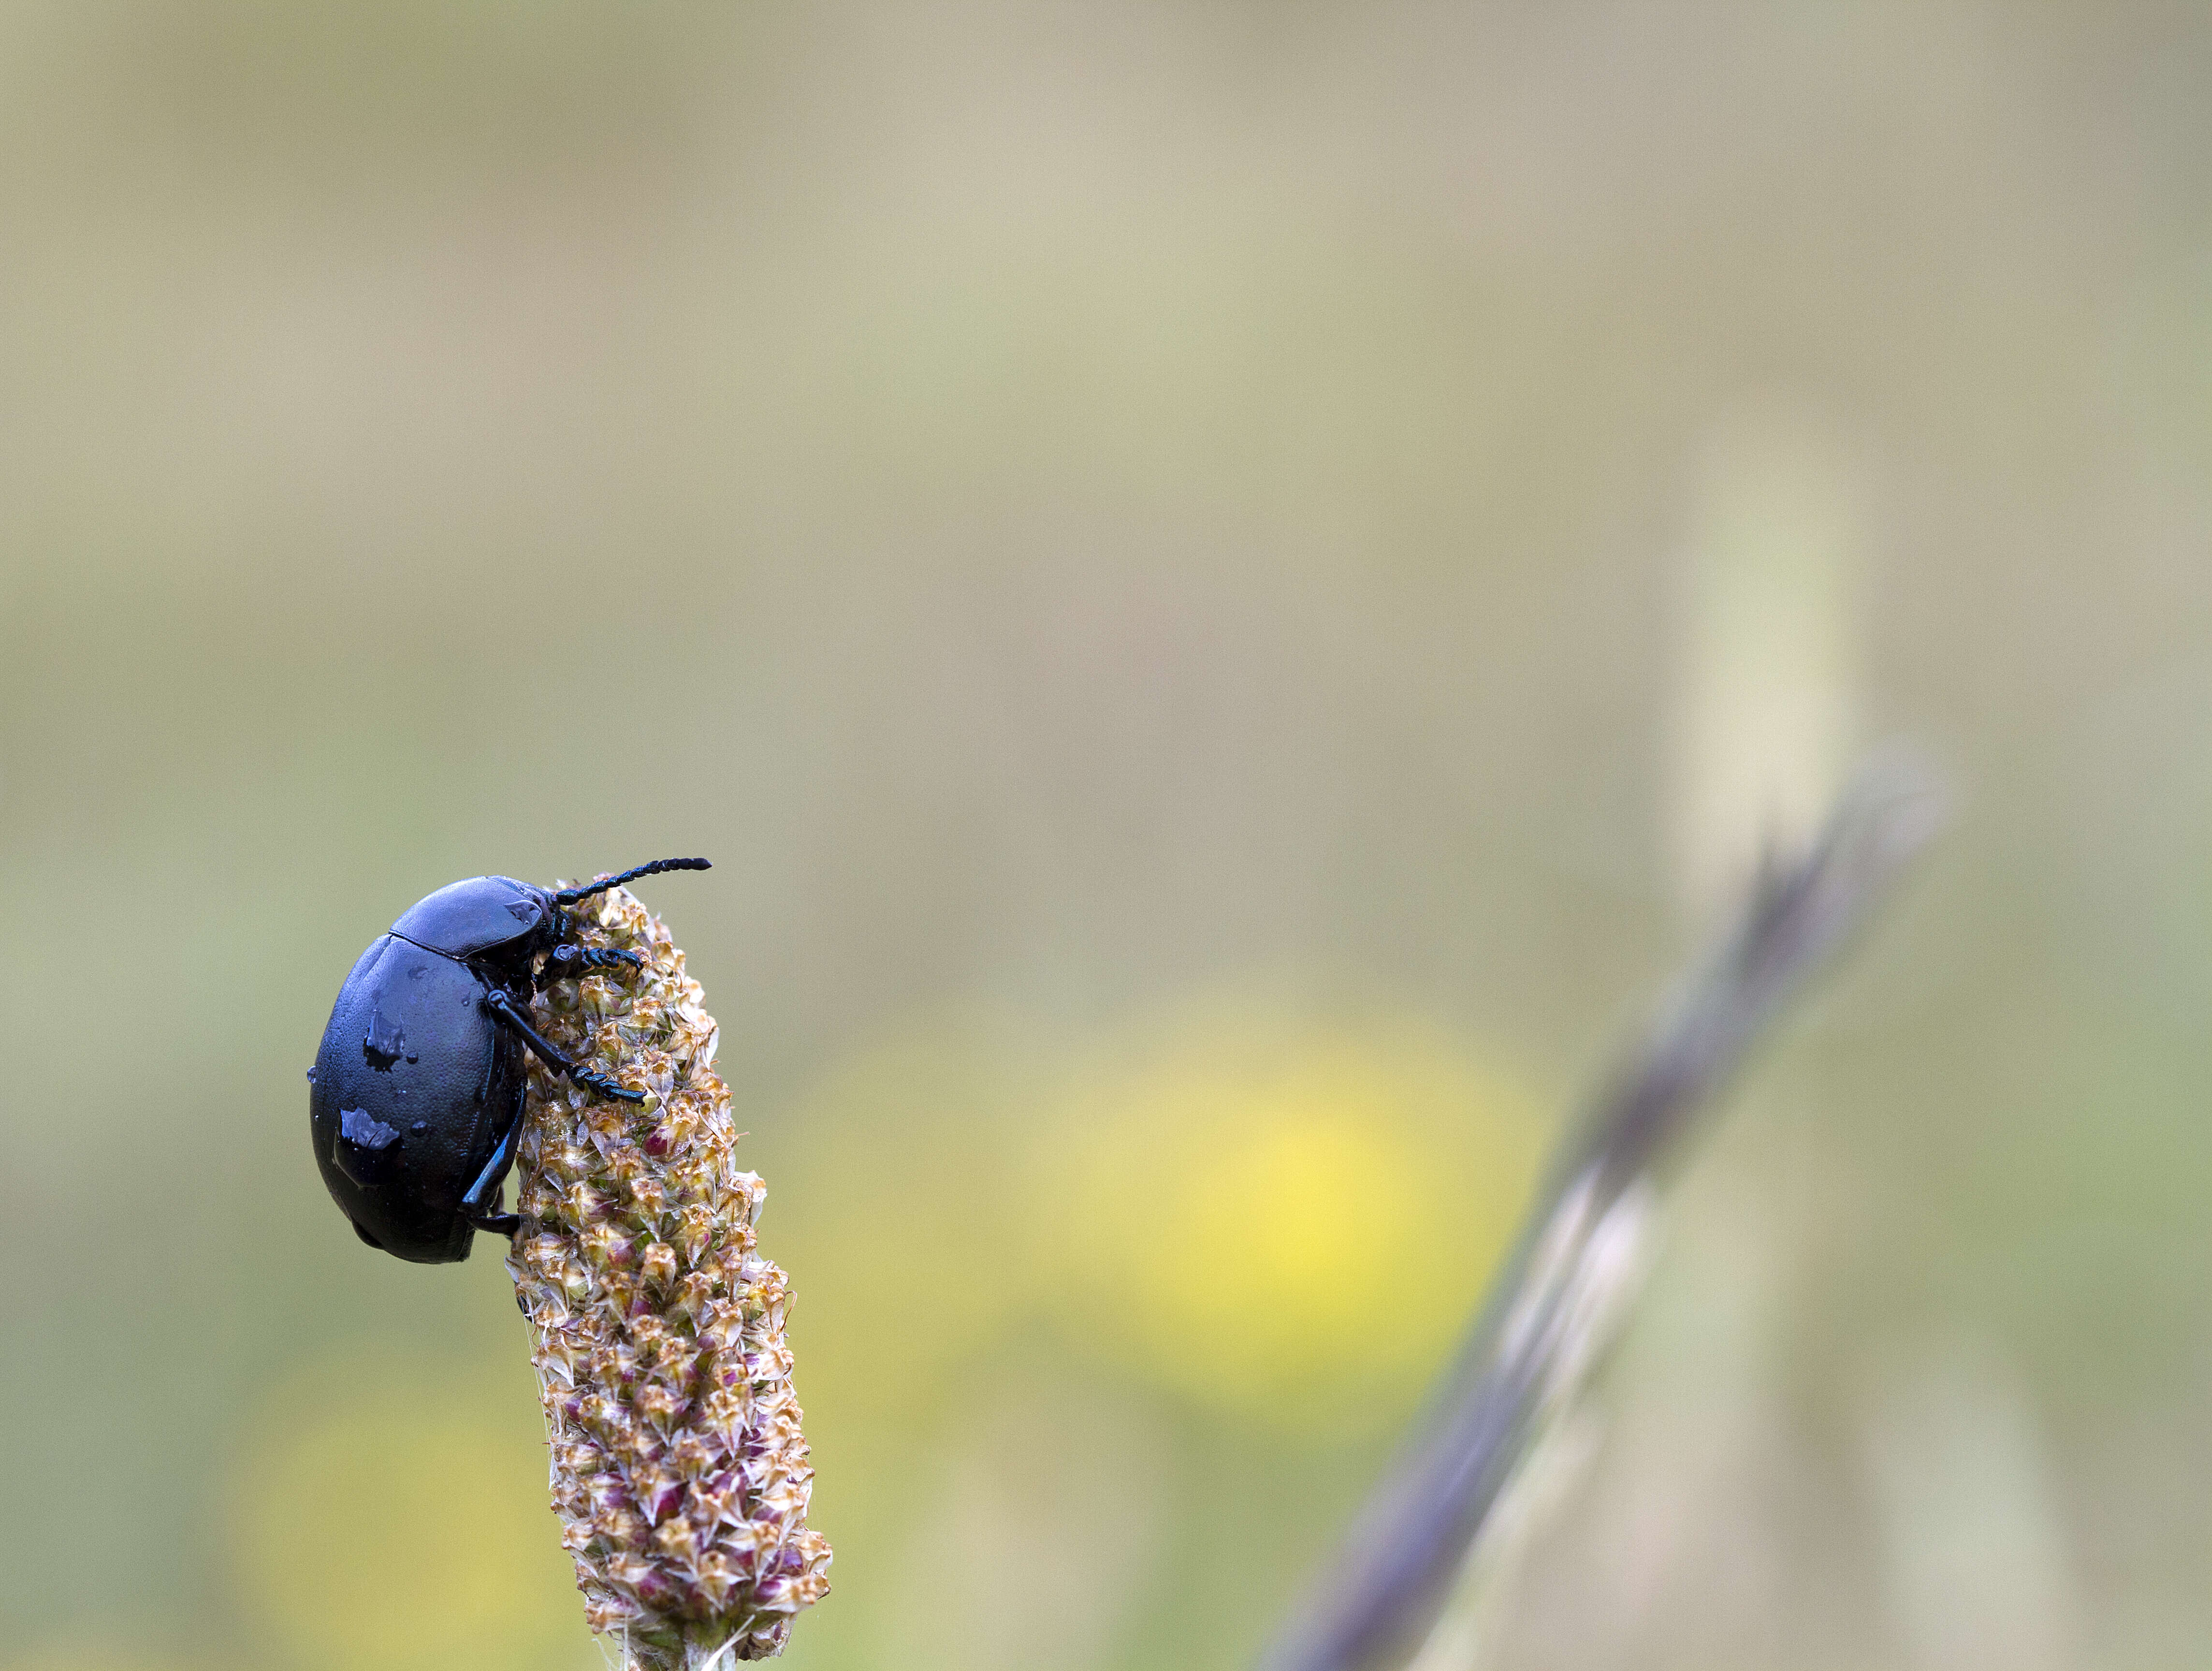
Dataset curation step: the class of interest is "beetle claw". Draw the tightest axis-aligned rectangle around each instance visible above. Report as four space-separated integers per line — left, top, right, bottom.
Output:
575 1067 646 1105
539 944 646 988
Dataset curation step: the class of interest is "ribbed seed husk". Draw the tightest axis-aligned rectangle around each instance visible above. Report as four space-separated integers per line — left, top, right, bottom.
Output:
505 886 831 1668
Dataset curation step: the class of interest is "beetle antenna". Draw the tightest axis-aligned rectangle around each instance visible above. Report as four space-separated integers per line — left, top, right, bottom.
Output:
552 857 712 905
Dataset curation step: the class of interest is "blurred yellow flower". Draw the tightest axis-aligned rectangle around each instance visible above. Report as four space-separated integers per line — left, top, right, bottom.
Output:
229 1357 596 1671
1049 1002 1545 1428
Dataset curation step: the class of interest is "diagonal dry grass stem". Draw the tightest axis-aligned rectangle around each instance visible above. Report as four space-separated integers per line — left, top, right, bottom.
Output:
1261 755 1946 1671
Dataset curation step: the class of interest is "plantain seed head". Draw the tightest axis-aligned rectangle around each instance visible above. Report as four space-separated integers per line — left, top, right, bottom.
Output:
506 886 831 1667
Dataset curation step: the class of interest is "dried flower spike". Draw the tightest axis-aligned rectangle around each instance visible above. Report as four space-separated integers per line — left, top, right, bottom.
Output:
506 884 830 1668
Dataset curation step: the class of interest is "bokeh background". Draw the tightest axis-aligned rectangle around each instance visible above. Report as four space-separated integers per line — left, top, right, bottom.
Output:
4 4 2212 1669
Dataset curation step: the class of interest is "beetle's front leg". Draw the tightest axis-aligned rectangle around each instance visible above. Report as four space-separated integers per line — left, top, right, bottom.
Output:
534 941 642 989
481 987 645 1104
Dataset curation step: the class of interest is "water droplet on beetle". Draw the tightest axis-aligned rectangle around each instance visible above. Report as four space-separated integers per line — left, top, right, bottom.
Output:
340 1107 401 1151
333 1106 404 1188
305 1067 317 1084
410 1121 429 1135
363 1001 407 1071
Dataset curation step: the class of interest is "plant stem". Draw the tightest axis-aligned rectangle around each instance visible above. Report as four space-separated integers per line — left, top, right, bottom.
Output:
1258 753 1945 1671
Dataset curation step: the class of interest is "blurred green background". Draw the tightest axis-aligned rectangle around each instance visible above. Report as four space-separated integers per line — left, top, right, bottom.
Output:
4 3 2212 1669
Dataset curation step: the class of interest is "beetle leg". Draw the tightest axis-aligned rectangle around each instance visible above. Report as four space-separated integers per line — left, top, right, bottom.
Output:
482 987 647 1104
459 1099 526 1237
534 942 643 989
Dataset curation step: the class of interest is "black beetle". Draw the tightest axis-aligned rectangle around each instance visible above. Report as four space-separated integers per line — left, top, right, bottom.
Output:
307 857 709 1263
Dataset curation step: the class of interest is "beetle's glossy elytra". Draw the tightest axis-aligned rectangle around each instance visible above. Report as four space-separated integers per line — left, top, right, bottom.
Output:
308 858 709 1263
